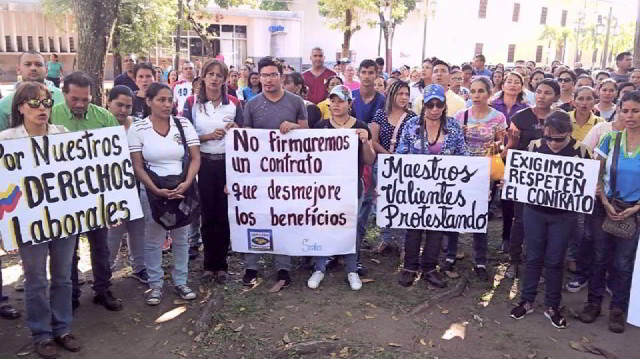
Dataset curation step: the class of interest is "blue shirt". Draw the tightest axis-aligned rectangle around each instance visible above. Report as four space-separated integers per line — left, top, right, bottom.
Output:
114 73 139 92
473 68 492 78
242 87 261 101
351 89 385 124
595 130 640 202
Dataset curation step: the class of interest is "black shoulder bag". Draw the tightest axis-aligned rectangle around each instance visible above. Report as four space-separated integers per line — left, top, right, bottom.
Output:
601 133 637 239
144 117 200 230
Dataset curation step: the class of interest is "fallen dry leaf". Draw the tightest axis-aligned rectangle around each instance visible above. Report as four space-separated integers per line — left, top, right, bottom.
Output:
233 324 244 332
345 311 352 317
387 343 402 347
154 306 186 324
365 315 375 319
548 337 558 343
365 302 377 309
269 280 287 293
420 339 427 346
370 258 381 264
327 335 340 341
441 309 449 314
361 278 375 283
213 323 223 332
392 316 399 321
282 333 291 344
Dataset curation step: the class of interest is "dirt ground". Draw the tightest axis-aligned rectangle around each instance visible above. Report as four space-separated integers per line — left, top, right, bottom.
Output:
1 217 639 359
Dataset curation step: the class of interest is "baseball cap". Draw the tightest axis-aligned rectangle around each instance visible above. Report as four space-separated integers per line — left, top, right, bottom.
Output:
391 68 402 75
244 58 255 65
328 85 353 101
423 84 446 103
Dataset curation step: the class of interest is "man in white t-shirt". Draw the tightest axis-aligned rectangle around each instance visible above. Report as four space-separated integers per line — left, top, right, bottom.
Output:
172 62 197 114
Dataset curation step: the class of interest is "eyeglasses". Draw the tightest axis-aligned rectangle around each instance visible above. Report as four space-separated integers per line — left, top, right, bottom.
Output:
24 98 54 109
425 101 445 109
259 73 280 79
557 78 573 83
543 135 568 143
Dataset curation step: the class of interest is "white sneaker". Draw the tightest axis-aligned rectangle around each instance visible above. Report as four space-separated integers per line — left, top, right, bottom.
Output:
307 271 325 289
347 272 362 291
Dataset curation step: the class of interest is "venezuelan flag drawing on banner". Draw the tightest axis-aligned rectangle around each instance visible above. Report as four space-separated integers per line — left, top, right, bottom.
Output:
0 184 22 220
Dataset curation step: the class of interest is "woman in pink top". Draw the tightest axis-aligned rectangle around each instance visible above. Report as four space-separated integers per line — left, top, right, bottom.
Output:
344 64 360 91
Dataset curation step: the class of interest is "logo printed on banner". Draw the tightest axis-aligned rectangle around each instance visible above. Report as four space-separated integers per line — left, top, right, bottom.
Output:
0 184 22 220
247 229 273 251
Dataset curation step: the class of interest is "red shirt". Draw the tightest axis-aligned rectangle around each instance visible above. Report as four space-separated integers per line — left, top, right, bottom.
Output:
302 68 337 104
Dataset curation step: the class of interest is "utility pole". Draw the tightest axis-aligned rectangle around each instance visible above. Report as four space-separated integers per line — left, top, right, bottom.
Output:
634 0 640 68
175 0 183 71
421 1 429 60
601 6 612 68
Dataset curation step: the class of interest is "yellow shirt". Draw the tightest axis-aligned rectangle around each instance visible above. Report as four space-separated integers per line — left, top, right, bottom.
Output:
412 89 467 117
317 98 331 120
569 110 603 142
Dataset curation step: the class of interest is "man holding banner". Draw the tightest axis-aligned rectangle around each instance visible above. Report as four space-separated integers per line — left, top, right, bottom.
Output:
51 72 123 312
240 57 308 289
504 111 595 329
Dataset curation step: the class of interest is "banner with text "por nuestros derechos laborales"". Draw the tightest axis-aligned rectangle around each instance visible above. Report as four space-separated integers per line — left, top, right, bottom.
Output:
501 150 599 214
225 128 358 256
0 127 143 251
376 154 491 233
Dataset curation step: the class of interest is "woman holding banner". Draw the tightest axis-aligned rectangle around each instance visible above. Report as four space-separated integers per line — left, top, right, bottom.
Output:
446 77 507 281
578 91 640 334
307 85 375 291
370 80 414 255
503 78 561 279
509 110 592 329
395 84 467 289
182 59 242 284
0 82 81 357
127 83 201 306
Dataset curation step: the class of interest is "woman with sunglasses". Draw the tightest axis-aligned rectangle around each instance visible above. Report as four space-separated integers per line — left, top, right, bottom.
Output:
395 84 467 289
556 70 577 112
0 82 81 358
594 79 618 122
578 91 640 334
444 77 507 281
510 110 592 329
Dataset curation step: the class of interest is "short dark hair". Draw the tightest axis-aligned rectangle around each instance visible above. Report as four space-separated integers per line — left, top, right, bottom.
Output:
358 59 377 72
10 81 52 128
544 110 572 134
574 68 589 77
375 57 385 66
258 57 283 75
18 50 44 64
536 78 561 96
324 75 343 89
576 74 595 87
431 59 450 73
108 85 134 102
474 54 486 63
62 71 93 93
618 81 635 93
145 82 172 101
471 77 492 93
595 71 610 79
620 90 640 107
51 54 59 59
133 62 156 79
461 64 473 72
558 69 577 82
422 57 433 65
616 51 632 63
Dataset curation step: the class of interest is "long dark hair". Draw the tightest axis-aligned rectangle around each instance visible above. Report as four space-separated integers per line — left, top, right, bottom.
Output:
284 72 308 98
418 98 448 137
197 59 228 108
499 72 525 103
248 72 262 92
385 80 410 114
10 81 52 128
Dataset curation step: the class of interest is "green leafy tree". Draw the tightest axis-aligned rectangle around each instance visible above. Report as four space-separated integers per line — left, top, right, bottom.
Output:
539 25 572 63
373 0 417 71
317 0 377 58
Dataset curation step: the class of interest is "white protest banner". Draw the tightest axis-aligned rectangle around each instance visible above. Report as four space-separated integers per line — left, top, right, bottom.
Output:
0 127 143 251
628 234 640 327
501 150 599 214
376 154 490 233
225 128 358 256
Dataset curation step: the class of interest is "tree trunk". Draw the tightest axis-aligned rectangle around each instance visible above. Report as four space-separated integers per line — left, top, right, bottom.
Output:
342 9 353 58
186 15 215 57
112 27 122 77
73 0 120 106
634 0 640 67
387 23 396 73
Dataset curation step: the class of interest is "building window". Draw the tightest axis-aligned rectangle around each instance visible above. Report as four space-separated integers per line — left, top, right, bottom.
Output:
507 44 516 63
38 36 45 51
536 45 543 63
49 37 55 52
540 7 548 25
561 10 568 26
512 3 520 22
474 43 484 55
169 24 248 68
69 37 75 52
478 0 488 19
5 36 13 52
27 36 34 51
59 37 67 52
16 36 24 52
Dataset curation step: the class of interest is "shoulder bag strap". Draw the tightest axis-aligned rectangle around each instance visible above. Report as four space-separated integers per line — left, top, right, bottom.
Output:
464 109 469 126
172 116 190 176
610 132 622 198
388 112 406 154
419 117 425 154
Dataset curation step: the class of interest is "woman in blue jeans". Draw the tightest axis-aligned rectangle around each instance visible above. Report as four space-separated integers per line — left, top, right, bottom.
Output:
394 84 468 289
0 82 81 358
509 110 592 329
127 83 201 306
578 91 640 333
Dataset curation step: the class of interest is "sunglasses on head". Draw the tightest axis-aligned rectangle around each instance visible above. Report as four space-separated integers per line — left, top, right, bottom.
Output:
24 98 54 109
543 135 568 143
425 100 445 109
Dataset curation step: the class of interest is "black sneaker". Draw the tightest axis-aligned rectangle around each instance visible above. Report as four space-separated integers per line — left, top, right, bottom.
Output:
398 270 417 287
475 266 489 281
356 262 366 276
242 269 258 286
423 269 447 288
131 269 149 284
188 246 200 261
578 302 601 324
609 308 626 333
325 256 337 271
277 269 291 287
510 301 534 319
544 307 567 329
93 290 123 311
